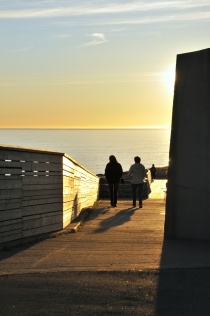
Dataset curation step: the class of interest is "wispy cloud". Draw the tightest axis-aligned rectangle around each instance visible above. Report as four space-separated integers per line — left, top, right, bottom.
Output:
0 1 210 19
96 11 210 26
1 46 32 53
52 9 210 28
52 34 71 39
0 71 169 87
83 33 108 47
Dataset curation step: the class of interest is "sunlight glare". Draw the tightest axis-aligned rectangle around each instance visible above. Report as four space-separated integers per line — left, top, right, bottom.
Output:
162 66 176 93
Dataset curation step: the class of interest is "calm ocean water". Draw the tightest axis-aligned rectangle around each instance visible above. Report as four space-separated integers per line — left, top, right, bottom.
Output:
0 129 170 175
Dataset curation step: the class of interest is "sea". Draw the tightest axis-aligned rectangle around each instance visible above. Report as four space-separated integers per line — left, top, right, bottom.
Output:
0 129 171 175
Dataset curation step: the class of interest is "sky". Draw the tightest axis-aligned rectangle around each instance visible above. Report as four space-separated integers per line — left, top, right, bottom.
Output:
0 0 210 129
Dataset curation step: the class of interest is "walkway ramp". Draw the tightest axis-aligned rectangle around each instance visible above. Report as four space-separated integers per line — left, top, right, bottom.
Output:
1 182 210 275
149 180 167 199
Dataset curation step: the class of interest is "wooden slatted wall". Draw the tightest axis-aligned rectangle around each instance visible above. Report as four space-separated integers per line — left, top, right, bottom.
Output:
0 145 99 246
63 154 99 227
0 146 63 244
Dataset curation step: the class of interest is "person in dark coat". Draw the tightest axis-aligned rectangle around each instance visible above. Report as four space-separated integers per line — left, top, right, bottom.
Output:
150 164 156 181
105 155 123 207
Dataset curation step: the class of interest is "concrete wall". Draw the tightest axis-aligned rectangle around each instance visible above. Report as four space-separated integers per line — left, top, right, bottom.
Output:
165 48 210 240
0 145 99 245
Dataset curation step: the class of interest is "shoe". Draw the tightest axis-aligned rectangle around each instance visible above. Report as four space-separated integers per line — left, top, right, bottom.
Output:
133 204 136 208
139 204 142 208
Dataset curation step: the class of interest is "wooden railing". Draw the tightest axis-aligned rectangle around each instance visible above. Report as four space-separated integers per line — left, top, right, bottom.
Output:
0 144 99 246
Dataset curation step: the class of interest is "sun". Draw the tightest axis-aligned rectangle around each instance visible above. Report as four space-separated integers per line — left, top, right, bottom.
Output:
162 65 176 93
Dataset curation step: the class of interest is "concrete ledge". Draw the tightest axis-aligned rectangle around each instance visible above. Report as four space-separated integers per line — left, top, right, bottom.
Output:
51 208 91 236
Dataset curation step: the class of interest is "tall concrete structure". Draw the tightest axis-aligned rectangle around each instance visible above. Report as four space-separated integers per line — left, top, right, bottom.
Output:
165 48 210 240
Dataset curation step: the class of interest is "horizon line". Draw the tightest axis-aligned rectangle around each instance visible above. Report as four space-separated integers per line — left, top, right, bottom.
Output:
0 126 170 130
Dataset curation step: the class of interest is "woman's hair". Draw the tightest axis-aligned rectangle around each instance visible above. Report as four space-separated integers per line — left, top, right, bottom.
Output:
109 155 117 163
134 156 141 163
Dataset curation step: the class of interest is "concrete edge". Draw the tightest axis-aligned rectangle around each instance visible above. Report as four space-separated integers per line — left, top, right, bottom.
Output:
2 267 210 278
51 208 91 236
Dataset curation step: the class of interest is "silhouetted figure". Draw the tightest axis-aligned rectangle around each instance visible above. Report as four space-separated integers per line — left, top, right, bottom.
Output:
128 156 146 208
150 164 156 181
105 155 123 207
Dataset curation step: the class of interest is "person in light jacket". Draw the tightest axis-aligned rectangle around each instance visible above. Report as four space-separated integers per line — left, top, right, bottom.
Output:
105 155 123 207
128 156 146 208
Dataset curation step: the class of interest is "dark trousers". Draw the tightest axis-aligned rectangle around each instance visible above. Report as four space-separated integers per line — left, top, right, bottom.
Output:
108 183 119 206
151 173 156 181
131 183 144 206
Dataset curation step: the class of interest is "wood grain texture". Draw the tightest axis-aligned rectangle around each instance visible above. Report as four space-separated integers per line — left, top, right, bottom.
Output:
0 146 99 245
